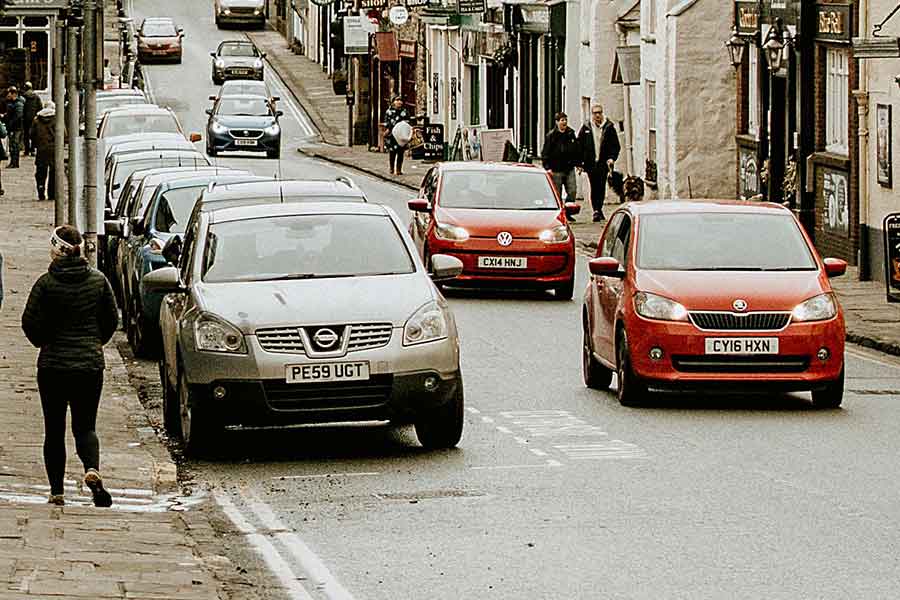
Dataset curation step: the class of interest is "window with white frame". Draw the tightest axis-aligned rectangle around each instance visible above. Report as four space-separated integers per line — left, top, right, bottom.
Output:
748 46 759 138
646 80 657 181
826 47 849 155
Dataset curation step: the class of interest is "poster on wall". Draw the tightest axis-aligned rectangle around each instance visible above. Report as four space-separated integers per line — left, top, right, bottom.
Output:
877 104 892 188
480 128 515 162
822 168 850 236
738 147 759 200
883 213 900 302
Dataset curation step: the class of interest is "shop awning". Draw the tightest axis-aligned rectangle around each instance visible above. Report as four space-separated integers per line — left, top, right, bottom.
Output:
374 32 399 61
611 46 641 85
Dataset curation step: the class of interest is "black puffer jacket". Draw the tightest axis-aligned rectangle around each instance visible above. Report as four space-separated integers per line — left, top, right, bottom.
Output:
22 256 118 371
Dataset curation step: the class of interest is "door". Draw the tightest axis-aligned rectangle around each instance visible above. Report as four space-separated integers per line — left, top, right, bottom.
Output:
412 168 438 259
163 219 199 391
592 213 630 361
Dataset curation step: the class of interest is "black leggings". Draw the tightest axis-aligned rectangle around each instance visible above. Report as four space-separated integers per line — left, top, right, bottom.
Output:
389 149 405 173
37 369 103 495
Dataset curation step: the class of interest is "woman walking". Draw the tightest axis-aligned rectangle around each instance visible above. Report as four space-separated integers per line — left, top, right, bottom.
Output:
22 225 118 507
383 95 410 176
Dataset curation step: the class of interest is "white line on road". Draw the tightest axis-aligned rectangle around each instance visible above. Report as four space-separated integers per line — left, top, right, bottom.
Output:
471 464 556 470
514 437 529 444
846 347 900 370
481 416 495 424
466 407 481 414
496 426 513 434
529 448 548 457
273 472 380 480
261 56 316 138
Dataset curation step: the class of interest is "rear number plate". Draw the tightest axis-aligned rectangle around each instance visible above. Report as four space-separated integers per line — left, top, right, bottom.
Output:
286 362 369 384
477 256 527 269
235 139 257 146
704 337 779 355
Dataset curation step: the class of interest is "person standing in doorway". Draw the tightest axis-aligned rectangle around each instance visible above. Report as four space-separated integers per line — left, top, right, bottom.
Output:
541 112 580 220
31 101 56 202
22 225 119 507
22 82 42 156
4 87 25 169
577 104 620 222
383 95 410 176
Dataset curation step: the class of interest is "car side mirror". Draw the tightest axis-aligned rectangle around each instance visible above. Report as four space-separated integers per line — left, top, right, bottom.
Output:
190 132 202 142
261 52 267 58
210 51 216 57
104 219 124 237
272 95 280 101
431 254 463 281
408 198 431 212
565 202 580 217
588 257 623 278
130 218 145 236
112 182 121 191
208 94 217 101
823 257 847 278
142 266 186 294
161 235 183 266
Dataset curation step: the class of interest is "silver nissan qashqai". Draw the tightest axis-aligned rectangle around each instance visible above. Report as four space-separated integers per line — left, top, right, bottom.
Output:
144 201 465 456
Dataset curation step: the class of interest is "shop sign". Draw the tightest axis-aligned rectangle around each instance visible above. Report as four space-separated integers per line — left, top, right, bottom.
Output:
883 213 900 302
432 72 439 114
520 4 549 33
405 0 429 7
822 168 850 237
359 0 388 9
399 39 416 58
4 0 69 8
389 5 409 25
457 0 486 14
423 123 445 161
343 16 370 55
738 147 759 200
735 1 759 36
815 3 852 43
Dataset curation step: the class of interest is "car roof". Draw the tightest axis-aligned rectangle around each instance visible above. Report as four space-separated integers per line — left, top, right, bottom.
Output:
221 80 268 92
106 132 189 148
159 173 271 191
621 200 794 217
217 93 267 102
208 201 389 224
101 103 159 115
112 149 205 163
200 179 364 201
218 39 254 48
141 16 174 24
106 140 194 157
102 105 174 117
98 89 145 97
437 161 545 173
138 167 243 188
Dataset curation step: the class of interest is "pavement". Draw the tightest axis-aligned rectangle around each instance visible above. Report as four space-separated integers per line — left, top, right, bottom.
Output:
0 159 254 599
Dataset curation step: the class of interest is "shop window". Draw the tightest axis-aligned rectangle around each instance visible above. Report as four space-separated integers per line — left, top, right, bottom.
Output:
826 47 849 155
646 80 657 182
748 46 759 138
0 16 17 27
24 31 49 91
0 31 16 53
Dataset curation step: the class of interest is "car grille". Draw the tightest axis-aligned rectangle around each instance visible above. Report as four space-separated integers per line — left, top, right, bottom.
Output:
256 323 393 355
230 6 259 14
689 311 791 331
229 129 264 139
262 375 393 411
672 356 809 374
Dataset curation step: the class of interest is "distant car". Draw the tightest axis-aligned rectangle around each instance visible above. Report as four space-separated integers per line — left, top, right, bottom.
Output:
210 40 265 84
210 80 279 110
214 0 266 28
206 94 282 158
145 202 465 455
98 105 185 139
408 162 579 299
582 201 848 408
136 17 184 63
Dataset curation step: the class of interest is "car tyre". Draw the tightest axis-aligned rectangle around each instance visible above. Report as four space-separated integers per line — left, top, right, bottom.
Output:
583 325 613 390
616 331 647 407
178 366 221 456
414 382 464 450
555 277 575 301
160 359 181 437
811 367 844 409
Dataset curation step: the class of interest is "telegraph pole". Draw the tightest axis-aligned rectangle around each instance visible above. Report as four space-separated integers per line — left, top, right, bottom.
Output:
53 20 66 226
83 0 98 267
66 21 80 226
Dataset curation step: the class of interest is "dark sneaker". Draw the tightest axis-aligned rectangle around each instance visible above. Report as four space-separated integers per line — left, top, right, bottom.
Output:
84 469 113 507
47 494 65 506
592 211 605 223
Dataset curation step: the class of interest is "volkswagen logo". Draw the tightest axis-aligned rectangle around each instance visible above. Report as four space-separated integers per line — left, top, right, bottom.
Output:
732 299 748 312
497 232 513 247
312 328 339 349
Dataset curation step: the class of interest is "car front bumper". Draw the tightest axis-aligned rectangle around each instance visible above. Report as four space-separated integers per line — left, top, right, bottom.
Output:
214 66 264 81
217 11 266 25
138 47 181 61
208 127 280 153
430 237 575 286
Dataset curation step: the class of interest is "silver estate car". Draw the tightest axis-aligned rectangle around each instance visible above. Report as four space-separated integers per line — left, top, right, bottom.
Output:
144 202 465 455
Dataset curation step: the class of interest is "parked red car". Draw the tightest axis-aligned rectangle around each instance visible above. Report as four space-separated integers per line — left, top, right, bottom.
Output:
408 163 579 298
582 201 847 407
136 17 184 63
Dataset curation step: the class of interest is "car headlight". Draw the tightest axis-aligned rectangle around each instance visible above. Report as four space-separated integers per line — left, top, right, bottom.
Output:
254 59 263 69
538 224 570 244
791 293 837 322
404 300 450 346
147 237 165 255
215 59 225 68
264 123 280 135
223 8 231 15
194 313 247 354
210 121 228 133
634 291 689 322
254 9 262 15
434 222 469 242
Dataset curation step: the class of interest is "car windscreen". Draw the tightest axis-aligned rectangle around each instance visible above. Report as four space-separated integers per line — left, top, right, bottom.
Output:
439 170 558 210
141 21 177 36
97 96 147 116
103 113 180 138
216 98 270 117
219 43 257 57
155 187 204 233
637 212 818 271
202 214 415 282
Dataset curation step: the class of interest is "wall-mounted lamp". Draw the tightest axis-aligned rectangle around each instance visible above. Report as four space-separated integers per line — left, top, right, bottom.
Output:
763 18 793 72
725 26 746 69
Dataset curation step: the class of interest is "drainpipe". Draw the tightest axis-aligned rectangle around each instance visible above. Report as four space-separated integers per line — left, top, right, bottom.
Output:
616 23 635 175
854 0 871 280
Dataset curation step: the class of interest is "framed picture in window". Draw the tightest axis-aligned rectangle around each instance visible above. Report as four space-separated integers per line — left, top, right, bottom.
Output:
877 103 892 188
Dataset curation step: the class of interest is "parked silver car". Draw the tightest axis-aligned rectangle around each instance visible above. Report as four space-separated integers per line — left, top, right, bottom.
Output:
144 202 465 455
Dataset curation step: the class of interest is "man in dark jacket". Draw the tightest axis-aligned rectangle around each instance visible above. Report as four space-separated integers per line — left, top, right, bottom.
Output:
3 87 25 168
541 112 580 215
576 104 621 222
31 101 56 201
21 82 42 156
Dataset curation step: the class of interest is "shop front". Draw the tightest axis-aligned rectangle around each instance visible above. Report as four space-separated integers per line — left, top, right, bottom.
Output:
368 32 419 149
0 0 65 94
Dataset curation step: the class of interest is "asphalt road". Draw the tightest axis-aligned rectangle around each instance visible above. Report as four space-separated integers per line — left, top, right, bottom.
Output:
127 1 900 598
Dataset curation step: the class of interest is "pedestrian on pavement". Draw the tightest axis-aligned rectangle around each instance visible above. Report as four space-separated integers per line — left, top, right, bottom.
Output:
21 225 119 508
21 82 42 156
0 115 7 196
383 95 410 176
541 111 581 220
3 86 25 169
31 100 56 202
576 104 621 222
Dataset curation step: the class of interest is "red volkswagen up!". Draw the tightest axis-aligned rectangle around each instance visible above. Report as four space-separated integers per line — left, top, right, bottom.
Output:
582 201 847 407
408 163 580 299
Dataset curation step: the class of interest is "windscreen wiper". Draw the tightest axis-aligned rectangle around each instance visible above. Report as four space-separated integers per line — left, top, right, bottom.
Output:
680 267 765 271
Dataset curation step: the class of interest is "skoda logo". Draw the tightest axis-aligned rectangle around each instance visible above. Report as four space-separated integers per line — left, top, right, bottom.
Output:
312 328 339 349
497 232 513 247
732 299 748 312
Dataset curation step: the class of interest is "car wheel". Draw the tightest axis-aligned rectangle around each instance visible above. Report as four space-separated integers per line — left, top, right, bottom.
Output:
215 15 221 27
178 366 221 456
414 381 464 450
554 277 575 301
811 368 844 409
616 330 647 407
583 324 613 390
160 359 181 438
212 75 222 85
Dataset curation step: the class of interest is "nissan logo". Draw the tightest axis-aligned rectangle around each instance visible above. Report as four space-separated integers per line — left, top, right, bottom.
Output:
497 231 513 247
732 299 748 312
312 328 339 349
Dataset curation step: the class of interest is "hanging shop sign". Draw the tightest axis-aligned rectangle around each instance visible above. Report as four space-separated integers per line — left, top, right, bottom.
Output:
519 4 549 33
343 16 370 55
734 1 760 36
457 0 486 14
389 5 409 25
359 0 389 8
883 213 900 302
399 39 416 58
815 3 852 43
405 0 429 7
822 168 850 237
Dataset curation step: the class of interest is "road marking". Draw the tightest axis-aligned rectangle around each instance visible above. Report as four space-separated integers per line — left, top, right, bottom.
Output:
553 441 650 460
500 410 608 437
496 426 513 434
481 416 495 424
846 347 900 370
466 407 481 414
273 472 380 480
529 448 548 457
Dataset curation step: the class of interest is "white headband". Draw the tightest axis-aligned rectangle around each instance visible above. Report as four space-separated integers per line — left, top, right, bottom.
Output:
50 228 77 257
